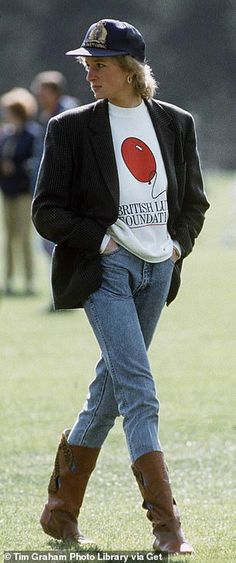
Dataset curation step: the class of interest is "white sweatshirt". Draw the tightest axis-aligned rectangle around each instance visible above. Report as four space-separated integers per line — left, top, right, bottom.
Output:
102 101 175 262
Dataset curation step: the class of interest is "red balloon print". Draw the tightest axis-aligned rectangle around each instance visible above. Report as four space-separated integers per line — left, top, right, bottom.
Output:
121 137 157 184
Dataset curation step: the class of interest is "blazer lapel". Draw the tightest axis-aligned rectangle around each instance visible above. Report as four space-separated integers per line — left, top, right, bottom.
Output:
145 99 179 215
88 99 120 208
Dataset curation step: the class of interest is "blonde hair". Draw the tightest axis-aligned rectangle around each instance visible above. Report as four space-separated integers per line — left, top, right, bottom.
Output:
79 55 158 99
0 87 37 120
116 55 158 99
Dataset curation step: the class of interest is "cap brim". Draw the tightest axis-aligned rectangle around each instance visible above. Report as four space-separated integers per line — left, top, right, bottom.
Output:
66 47 128 57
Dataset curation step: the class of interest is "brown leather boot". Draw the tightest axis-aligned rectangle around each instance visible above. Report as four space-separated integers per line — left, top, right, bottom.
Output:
40 429 100 543
132 451 193 555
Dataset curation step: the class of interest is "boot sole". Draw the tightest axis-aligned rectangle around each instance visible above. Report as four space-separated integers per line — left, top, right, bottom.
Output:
41 520 95 544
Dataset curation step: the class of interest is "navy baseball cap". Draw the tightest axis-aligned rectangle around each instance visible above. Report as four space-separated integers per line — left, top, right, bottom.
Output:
66 19 146 63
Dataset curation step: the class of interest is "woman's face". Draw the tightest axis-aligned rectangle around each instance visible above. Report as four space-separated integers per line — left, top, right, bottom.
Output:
84 57 140 107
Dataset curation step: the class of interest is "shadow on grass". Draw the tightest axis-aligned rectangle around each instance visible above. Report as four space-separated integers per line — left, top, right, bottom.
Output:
46 540 193 562
47 538 100 551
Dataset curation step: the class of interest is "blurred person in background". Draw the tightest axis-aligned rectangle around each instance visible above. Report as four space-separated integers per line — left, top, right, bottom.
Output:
31 71 79 310
31 70 79 129
32 19 209 554
30 70 79 193
0 87 40 295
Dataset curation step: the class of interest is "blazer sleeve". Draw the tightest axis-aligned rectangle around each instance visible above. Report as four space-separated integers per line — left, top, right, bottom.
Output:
174 113 210 258
32 117 105 254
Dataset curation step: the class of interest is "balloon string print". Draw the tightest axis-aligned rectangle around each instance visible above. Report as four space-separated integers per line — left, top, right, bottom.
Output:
121 137 160 199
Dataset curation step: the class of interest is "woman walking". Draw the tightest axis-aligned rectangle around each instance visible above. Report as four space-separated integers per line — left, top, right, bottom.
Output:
32 19 209 554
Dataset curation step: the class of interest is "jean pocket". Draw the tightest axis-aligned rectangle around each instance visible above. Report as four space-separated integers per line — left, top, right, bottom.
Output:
169 257 176 266
102 246 122 258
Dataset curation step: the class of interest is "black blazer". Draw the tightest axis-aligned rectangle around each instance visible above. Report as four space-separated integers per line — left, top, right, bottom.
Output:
32 98 209 309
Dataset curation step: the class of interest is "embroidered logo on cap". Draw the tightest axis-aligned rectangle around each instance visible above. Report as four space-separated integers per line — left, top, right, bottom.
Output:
84 21 108 49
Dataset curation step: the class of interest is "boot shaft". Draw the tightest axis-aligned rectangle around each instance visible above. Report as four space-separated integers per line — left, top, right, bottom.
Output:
132 451 193 554
46 430 100 516
40 430 100 541
132 450 179 532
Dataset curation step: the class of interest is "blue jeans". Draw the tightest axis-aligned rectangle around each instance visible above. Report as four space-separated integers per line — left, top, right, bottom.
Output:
68 247 174 462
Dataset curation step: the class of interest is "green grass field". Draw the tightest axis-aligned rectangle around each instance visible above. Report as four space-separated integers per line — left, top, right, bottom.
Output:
0 171 235 562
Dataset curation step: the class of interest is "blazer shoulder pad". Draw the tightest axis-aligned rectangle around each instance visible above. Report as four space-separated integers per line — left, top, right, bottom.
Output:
52 101 97 126
154 99 193 122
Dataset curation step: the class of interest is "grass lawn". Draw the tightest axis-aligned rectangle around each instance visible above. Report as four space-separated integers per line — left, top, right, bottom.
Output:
0 171 235 562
